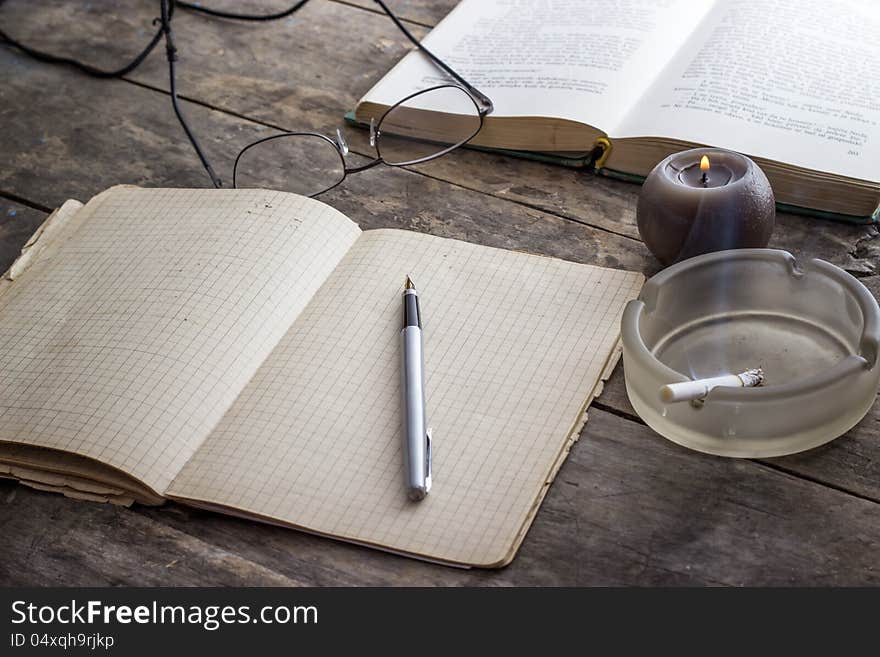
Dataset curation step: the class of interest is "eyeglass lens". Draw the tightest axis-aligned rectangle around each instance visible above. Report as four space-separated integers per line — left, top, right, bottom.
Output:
376 85 482 166
234 133 346 197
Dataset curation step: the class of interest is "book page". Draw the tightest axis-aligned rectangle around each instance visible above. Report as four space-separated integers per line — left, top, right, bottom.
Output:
168 229 643 566
615 0 880 181
0 187 360 494
358 0 714 133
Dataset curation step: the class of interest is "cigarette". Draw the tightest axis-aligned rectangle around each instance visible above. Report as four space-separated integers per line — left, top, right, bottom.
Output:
660 368 764 404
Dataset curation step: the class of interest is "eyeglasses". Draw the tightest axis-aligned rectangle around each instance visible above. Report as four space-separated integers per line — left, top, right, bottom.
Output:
231 0 494 197
179 0 494 193
0 0 494 196
234 84 488 197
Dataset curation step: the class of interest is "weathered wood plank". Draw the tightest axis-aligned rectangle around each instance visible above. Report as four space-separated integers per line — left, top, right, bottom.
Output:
3 407 879 585
547 409 880 586
595 366 637 418
2 0 423 133
0 200 47 272
339 0 457 26
0 480 300 585
178 0 455 27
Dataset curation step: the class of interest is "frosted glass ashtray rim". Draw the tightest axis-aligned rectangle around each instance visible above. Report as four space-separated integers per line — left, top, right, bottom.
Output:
623 248 880 402
621 248 880 457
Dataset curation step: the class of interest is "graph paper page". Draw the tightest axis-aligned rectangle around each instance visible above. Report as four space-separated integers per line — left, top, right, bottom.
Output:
169 229 643 566
0 187 360 494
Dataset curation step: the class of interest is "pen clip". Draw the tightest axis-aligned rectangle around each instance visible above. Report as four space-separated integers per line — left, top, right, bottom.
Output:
424 428 433 493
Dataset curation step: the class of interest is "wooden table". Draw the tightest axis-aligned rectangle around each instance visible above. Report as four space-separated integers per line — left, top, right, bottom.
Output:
1 0 879 586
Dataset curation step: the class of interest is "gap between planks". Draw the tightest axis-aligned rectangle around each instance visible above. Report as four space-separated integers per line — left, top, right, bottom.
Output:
594 397 880 506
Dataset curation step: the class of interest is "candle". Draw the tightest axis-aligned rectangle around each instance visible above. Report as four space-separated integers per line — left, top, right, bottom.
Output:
637 148 775 265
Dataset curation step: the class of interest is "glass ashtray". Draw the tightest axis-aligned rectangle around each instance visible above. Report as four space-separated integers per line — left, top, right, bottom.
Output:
621 249 880 457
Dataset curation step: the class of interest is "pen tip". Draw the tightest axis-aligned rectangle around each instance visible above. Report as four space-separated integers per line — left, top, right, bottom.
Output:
405 275 415 290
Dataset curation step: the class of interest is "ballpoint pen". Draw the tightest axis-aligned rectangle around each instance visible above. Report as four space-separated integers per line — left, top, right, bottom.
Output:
401 275 432 501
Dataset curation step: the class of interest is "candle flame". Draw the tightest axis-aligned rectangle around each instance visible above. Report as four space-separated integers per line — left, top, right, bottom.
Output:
700 155 710 171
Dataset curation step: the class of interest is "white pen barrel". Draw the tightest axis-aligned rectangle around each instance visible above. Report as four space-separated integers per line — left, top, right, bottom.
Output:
401 326 428 500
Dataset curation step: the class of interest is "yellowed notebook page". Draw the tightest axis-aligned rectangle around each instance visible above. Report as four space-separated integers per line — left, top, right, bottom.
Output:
169 229 643 566
0 187 360 494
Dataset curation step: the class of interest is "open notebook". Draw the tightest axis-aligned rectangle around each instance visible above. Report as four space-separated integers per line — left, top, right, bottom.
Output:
0 186 643 567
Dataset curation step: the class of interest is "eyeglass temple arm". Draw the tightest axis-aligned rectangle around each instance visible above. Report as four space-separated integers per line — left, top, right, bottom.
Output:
344 158 383 175
371 0 494 116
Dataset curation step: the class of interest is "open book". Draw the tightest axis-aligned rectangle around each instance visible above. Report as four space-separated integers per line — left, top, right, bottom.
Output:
355 0 880 221
0 186 642 567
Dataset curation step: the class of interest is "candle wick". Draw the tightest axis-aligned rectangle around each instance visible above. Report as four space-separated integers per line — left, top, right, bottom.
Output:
700 171 709 186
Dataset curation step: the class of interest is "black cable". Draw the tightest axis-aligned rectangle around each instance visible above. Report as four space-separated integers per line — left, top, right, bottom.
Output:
370 0 492 113
0 0 492 189
0 9 166 79
174 0 493 113
158 0 222 188
0 0 220 187
176 0 311 21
